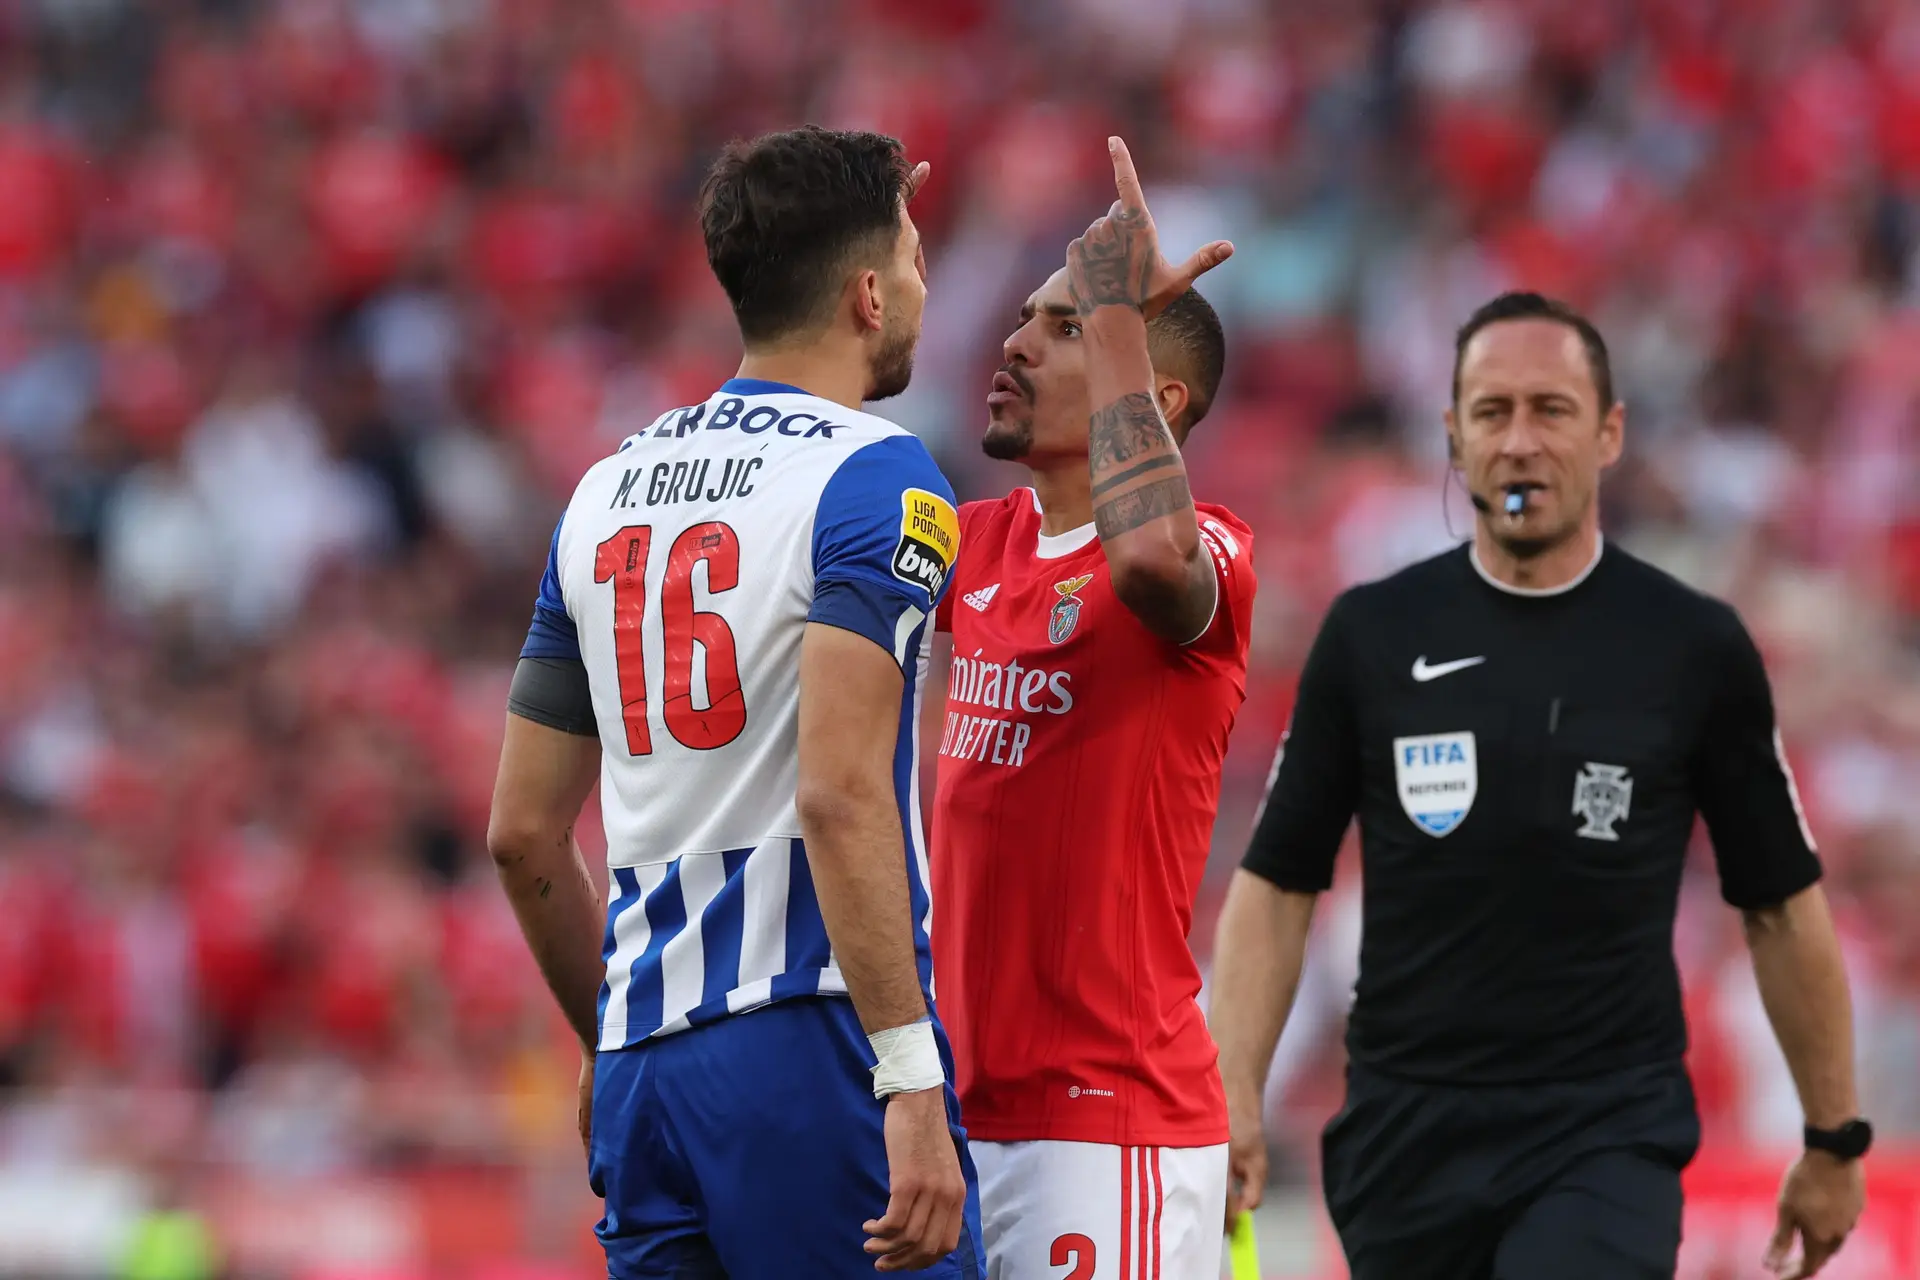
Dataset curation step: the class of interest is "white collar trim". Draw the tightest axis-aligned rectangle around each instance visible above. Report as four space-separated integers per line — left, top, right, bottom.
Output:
1470 535 1605 597
1028 488 1098 559
1036 522 1098 559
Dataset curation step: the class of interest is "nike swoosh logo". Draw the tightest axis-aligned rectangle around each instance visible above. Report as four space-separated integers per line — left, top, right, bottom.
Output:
1412 655 1487 682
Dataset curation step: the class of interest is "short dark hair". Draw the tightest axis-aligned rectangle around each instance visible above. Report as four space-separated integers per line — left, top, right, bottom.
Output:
1451 291 1614 412
1147 288 1226 433
699 126 913 346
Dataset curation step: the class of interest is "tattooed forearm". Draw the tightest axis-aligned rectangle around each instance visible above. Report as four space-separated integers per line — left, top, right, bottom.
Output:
1076 237 1213 641
1095 475 1195 540
1088 389 1194 537
1090 453 1181 500
1088 392 1172 472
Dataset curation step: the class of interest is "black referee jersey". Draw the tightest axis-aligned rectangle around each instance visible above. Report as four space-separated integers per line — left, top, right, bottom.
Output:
1244 539 1824 1085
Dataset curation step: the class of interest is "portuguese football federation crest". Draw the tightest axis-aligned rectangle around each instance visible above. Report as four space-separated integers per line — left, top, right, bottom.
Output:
1048 574 1095 644
1572 762 1633 840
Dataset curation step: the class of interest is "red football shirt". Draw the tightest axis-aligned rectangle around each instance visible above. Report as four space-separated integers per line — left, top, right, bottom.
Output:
931 489 1256 1147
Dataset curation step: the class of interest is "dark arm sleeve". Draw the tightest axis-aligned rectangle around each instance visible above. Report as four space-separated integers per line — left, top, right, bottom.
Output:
507 656 598 737
1241 594 1362 892
1694 609 1823 910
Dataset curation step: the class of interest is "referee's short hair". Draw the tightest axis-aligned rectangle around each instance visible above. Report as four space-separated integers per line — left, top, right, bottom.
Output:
1147 288 1226 436
1452 292 1615 412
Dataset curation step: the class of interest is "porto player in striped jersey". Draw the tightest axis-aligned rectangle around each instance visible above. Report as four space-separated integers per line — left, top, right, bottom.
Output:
487 128 982 1277
929 139 1251 1279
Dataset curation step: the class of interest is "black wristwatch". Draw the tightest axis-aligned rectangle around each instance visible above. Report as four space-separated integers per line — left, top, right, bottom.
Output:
1804 1119 1874 1162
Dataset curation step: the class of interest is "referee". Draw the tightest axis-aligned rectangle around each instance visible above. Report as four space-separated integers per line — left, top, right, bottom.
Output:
1207 293 1868 1280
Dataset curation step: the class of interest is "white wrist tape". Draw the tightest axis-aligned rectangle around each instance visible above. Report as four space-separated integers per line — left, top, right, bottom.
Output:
868 1019 945 1098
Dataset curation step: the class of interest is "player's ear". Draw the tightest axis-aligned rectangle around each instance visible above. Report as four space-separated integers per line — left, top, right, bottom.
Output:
850 268 884 334
1154 375 1191 444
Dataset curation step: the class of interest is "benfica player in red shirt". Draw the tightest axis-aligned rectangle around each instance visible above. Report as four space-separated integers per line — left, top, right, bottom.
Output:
929 139 1251 1280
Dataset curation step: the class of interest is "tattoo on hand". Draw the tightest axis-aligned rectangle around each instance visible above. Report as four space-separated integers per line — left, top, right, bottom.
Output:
1088 392 1170 472
1095 475 1195 539
536 878 553 899
1066 208 1152 315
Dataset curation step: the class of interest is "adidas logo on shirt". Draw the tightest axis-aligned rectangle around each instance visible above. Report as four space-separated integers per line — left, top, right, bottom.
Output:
964 584 1001 612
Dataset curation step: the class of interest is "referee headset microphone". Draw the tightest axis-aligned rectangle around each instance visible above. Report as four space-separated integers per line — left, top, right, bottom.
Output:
1450 423 1528 521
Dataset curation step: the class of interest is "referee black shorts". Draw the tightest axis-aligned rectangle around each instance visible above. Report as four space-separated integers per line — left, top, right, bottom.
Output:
1320 1059 1701 1280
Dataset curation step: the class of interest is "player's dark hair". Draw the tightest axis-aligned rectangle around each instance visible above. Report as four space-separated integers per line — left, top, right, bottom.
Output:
1452 291 1615 412
1147 288 1226 434
699 126 913 347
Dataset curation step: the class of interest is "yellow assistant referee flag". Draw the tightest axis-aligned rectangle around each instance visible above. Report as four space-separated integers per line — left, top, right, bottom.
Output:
1228 1209 1260 1280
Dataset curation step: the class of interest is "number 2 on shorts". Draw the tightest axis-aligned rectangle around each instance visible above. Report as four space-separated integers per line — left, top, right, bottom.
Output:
1050 1233 1095 1280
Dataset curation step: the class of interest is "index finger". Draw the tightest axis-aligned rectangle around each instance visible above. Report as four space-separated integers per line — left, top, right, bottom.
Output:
864 1190 911 1238
1108 136 1146 215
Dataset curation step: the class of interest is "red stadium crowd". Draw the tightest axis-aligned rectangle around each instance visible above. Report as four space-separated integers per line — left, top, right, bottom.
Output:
0 0 1916 1272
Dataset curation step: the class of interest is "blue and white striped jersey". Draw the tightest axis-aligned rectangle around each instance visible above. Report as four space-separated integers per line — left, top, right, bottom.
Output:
520 378 960 1051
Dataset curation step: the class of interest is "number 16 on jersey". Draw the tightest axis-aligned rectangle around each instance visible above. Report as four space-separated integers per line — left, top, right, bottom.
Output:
594 522 749 756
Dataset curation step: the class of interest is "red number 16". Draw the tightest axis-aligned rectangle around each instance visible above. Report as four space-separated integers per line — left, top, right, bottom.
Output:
593 522 748 756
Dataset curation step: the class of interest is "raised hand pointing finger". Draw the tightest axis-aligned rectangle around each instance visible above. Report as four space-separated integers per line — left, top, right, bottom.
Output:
1064 137 1234 320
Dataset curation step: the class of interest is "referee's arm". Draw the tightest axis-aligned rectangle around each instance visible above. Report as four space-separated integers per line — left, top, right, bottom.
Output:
1695 614 1858 1132
1696 610 1866 1272
1210 596 1360 1223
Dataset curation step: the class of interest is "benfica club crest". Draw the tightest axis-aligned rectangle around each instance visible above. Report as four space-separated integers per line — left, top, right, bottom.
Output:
1048 574 1094 644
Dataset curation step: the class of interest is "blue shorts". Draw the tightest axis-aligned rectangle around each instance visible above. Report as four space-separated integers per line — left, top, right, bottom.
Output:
589 996 985 1279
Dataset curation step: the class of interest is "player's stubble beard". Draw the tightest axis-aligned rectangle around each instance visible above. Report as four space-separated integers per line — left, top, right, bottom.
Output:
865 310 918 402
982 364 1036 460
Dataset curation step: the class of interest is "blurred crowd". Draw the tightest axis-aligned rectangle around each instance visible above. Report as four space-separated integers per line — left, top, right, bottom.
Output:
0 0 1917 1235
